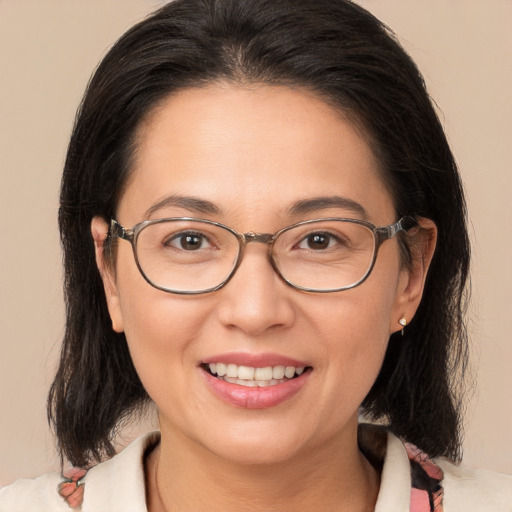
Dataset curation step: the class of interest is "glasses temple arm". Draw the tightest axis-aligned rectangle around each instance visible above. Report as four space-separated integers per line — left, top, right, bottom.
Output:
376 216 418 243
110 219 134 241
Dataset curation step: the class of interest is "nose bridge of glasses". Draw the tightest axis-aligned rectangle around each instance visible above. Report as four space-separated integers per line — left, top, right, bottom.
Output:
225 231 278 288
242 232 275 246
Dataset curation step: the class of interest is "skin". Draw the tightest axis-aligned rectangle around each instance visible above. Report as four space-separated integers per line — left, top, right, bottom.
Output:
92 84 436 512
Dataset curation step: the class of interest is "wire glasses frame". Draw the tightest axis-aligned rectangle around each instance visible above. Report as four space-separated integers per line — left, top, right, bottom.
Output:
110 216 418 295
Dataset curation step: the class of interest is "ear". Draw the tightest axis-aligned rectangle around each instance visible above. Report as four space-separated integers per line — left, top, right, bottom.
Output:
390 217 437 334
91 216 124 333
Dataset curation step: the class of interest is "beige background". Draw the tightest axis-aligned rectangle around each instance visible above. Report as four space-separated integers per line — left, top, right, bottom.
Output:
0 0 510 487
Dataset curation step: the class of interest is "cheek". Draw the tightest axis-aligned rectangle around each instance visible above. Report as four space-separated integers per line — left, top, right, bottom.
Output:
112 249 211 397
119 292 214 414
119 288 204 351
312 271 398 351
306 262 401 400
318 292 391 377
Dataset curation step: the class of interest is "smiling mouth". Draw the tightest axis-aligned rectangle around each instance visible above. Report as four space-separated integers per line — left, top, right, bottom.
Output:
202 363 311 387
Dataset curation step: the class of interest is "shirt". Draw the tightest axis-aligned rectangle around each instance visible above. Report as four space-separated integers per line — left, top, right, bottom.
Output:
1 426 511 511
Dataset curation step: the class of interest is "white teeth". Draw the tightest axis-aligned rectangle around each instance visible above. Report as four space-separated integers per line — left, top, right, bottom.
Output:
224 377 258 387
226 364 238 378
206 362 308 386
237 365 255 380
222 377 290 387
254 367 273 381
216 363 227 377
241 379 257 387
284 366 295 379
272 365 285 379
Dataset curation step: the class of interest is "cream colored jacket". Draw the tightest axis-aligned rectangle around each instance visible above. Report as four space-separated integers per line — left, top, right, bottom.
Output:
1 431 511 511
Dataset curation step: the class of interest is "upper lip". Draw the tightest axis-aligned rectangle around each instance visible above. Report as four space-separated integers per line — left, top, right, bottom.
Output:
201 352 311 368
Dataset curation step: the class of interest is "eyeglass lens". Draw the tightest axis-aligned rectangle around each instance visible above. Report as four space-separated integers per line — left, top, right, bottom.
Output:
134 219 376 293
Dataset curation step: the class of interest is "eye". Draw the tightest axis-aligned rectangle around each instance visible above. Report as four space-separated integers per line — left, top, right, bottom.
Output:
165 231 212 251
297 232 341 250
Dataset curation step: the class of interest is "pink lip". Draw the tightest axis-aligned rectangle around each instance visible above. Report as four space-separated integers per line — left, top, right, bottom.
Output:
201 352 310 368
200 367 311 409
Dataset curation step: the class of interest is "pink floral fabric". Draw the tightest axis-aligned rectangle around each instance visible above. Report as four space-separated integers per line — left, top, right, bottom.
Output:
57 467 87 509
406 442 445 512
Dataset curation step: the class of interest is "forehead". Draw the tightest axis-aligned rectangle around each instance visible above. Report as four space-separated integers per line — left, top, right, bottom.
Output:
119 84 395 226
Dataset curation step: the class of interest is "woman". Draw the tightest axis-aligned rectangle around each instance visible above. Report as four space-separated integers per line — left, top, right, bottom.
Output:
1 0 511 510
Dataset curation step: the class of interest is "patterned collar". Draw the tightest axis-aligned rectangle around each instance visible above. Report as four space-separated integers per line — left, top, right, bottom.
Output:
358 424 444 512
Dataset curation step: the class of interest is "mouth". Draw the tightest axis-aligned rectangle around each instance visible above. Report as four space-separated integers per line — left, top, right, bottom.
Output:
202 362 311 388
200 357 313 409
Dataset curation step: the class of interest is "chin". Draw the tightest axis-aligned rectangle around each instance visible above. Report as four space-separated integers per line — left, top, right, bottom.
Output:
195 423 312 466
209 439 304 466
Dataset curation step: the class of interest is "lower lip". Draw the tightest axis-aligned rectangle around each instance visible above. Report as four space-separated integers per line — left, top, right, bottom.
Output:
201 368 311 409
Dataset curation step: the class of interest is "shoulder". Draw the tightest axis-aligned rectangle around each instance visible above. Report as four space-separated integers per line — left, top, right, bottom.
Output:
0 431 160 512
362 424 512 512
0 472 69 512
436 459 512 511
79 430 159 510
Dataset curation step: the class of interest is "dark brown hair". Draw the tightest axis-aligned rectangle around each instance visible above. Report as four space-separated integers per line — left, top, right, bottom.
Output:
49 0 470 468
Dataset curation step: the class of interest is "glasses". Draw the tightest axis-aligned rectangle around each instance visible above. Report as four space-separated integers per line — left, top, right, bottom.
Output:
110 216 417 294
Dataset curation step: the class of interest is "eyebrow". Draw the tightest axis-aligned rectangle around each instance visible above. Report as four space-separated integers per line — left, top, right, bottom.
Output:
287 196 368 219
144 194 367 220
145 194 222 218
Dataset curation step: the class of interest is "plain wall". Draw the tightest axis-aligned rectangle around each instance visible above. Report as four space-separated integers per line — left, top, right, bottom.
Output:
1 0 511 487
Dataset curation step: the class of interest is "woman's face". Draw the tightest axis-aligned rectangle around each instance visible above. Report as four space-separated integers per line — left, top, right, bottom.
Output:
94 84 428 465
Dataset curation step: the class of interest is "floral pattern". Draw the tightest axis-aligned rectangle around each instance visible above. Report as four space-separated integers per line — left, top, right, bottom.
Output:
406 442 445 512
57 467 87 509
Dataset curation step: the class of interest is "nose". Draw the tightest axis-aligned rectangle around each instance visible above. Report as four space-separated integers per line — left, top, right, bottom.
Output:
215 244 295 336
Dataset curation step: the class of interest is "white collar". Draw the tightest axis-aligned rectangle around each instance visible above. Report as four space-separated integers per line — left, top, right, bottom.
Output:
82 431 159 511
82 428 412 511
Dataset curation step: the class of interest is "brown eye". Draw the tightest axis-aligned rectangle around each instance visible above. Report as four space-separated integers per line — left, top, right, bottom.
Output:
166 232 210 251
307 233 329 249
298 232 337 250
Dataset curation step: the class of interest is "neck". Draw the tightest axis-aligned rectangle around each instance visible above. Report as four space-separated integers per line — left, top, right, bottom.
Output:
145 421 380 512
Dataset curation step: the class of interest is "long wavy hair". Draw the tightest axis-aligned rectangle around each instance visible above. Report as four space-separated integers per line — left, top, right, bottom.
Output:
49 0 470 468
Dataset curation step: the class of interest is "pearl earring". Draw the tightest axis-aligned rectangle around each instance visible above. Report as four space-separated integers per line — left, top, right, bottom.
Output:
398 317 407 336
